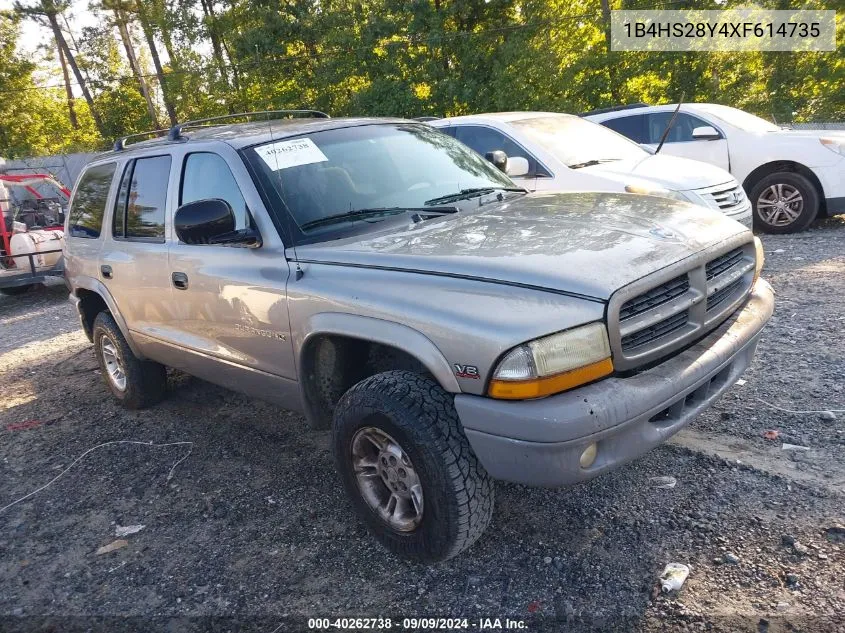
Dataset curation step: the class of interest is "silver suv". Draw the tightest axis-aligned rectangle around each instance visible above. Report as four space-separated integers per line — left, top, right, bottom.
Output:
64 111 774 562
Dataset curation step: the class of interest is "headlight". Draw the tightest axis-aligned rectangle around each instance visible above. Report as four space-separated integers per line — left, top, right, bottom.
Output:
820 138 845 156
489 322 614 399
753 236 765 285
624 184 689 202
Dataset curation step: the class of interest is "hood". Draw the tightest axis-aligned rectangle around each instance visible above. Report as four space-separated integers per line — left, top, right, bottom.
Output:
579 154 734 191
774 129 845 140
293 192 749 301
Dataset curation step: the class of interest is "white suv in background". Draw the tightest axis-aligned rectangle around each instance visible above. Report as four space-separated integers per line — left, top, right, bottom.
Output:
585 103 845 233
431 112 752 227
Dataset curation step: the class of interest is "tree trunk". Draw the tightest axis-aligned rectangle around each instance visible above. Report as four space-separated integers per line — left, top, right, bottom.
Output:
198 0 231 89
56 38 78 129
45 12 106 137
599 0 621 103
114 10 160 128
137 8 177 126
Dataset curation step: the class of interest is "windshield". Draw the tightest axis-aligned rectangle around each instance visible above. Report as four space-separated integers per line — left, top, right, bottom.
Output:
245 123 516 238
511 115 647 168
694 104 780 133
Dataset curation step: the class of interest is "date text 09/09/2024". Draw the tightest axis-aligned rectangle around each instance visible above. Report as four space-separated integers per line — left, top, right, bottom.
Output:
307 617 528 630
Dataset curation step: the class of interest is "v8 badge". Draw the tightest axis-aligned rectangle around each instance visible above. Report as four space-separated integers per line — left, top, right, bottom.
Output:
454 364 480 379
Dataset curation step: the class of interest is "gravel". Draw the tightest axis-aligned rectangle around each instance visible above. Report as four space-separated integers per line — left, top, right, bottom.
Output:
1 217 843 632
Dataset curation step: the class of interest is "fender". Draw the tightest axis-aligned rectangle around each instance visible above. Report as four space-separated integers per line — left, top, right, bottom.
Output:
299 313 461 393
70 275 144 358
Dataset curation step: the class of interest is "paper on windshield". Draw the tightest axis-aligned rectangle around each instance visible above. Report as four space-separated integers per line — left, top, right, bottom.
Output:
255 137 329 171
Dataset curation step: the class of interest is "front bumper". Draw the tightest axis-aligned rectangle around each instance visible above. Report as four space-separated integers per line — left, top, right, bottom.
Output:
454 280 774 487
726 201 753 228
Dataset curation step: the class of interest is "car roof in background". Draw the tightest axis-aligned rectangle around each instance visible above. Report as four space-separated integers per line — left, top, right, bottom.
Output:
95 117 413 160
432 112 580 125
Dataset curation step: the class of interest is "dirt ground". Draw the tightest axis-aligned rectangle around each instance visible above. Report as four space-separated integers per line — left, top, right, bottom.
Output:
1 218 843 633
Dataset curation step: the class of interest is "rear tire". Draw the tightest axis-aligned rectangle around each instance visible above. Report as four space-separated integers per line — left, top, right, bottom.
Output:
0 284 35 296
750 172 819 234
333 370 494 562
92 312 167 409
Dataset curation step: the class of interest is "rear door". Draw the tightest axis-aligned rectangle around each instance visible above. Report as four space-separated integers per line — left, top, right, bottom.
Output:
164 145 297 401
65 162 118 291
99 154 176 355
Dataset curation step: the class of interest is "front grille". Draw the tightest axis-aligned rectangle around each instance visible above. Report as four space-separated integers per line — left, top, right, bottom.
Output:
609 241 756 370
706 248 744 280
707 278 743 311
619 274 689 321
695 182 748 215
621 311 689 351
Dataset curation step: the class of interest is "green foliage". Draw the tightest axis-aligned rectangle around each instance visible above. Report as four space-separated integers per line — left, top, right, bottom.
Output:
1 0 843 158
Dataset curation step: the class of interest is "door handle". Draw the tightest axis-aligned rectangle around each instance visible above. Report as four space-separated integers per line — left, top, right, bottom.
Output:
171 272 189 289
100 265 113 279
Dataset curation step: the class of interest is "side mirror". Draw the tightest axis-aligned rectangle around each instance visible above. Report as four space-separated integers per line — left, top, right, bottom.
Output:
505 156 530 178
485 150 508 173
692 125 721 141
175 198 260 247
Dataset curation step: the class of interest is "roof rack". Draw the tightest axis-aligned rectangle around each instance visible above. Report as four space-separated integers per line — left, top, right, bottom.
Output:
579 103 649 117
167 109 330 141
113 128 171 152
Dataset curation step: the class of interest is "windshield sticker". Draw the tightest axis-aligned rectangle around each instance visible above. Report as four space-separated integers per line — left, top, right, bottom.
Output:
255 138 329 171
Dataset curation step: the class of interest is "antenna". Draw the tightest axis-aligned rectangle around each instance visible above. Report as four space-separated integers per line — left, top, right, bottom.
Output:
654 94 685 155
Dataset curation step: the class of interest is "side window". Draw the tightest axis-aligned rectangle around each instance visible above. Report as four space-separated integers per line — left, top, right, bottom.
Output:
602 115 648 144
68 162 116 238
454 125 550 177
180 152 249 231
646 113 717 144
112 155 171 241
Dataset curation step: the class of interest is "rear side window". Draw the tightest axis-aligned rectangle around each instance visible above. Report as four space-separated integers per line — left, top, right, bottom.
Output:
68 162 116 238
112 155 171 242
602 115 648 143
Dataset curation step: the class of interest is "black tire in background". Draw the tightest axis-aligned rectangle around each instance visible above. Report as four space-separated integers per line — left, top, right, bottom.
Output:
92 311 167 409
750 171 819 234
333 370 494 562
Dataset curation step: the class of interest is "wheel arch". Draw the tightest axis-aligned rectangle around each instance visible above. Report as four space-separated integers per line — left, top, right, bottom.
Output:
72 278 142 357
742 161 827 215
298 313 460 429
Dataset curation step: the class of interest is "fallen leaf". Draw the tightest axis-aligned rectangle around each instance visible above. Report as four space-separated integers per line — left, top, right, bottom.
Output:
95 540 128 555
763 430 780 441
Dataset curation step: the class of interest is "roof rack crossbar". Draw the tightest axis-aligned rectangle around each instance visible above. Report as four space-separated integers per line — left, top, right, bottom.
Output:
167 109 330 141
114 128 171 152
579 103 650 117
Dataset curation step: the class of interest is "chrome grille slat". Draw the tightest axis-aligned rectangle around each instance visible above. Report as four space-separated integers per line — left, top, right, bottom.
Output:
694 181 748 213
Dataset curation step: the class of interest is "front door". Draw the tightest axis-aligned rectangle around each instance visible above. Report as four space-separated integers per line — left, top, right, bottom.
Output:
164 148 297 403
643 112 731 172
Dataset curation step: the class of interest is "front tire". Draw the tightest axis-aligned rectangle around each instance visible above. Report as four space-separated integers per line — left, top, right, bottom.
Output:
750 172 819 234
333 370 494 562
92 312 167 409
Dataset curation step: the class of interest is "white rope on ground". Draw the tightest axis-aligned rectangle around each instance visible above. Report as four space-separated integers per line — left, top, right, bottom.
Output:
0 440 193 514
756 398 845 414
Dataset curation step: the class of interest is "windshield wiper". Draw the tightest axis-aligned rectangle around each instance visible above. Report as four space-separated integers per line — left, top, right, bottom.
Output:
299 206 457 231
424 186 527 206
568 158 622 169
